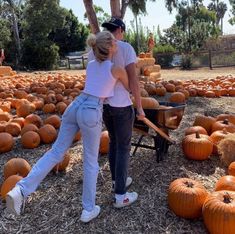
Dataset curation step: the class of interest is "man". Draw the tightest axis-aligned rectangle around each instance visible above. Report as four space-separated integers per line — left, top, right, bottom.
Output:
88 17 145 208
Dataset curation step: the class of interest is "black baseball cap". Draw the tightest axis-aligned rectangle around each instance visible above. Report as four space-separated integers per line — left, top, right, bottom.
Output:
102 17 126 32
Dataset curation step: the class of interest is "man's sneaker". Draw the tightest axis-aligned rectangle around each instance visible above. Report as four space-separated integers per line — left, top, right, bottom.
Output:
6 186 25 215
113 192 138 208
80 205 100 223
112 177 133 192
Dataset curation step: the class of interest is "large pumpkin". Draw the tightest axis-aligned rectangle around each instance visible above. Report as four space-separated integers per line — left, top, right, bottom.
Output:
1 175 23 200
4 158 31 180
132 97 159 109
182 132 213 160
38 124 57 144
202 191 235 234
193 115 216 135
44 115 61 129
211 119 235 133
168 178 208 219
24 113 43 128
185 126 208 136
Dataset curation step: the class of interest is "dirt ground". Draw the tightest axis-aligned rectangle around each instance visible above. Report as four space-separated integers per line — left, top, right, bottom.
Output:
0 67 235 234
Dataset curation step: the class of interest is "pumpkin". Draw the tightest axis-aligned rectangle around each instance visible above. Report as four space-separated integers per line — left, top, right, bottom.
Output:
21 123 39 135
216 113 235 125
73 131 82 142
56 102 67 114
99 130 110 154
38 124 57 144
168 178 208 219
202 191 235 234
0 132 14 153
42 103 56 114
185 126 208 136
5 122 21 137
24 114 43 128
21 131 41 149
228 162 235 176
215 175 235 191
210 129 229 155
0 121 7 132
169 92 186 104
155 86 166 96
193 115 216 135
133 97 159 109
44 115 61 129
16 102 35 118
182 132 213 160
10 117 25 128
3 158 31 180
165 83 175 92
1 175 23 200
53 153 70 172
211 119 235 133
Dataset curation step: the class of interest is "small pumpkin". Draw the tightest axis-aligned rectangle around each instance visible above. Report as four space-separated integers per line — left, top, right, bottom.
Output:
99 130 110 155
228 162 235 176
21 131 41 149
1 175 23 200
44 115 61 129
0 132 14 153
24 114 43 128
53 153 70 173
169 92 186 104
4 158 31 180
38 124 57 144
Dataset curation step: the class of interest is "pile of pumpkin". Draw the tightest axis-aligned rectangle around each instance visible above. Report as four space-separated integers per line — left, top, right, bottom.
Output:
182 113 235 163
139 75 235 98
0 66 17 77
168 175 235 234
136 52 162 83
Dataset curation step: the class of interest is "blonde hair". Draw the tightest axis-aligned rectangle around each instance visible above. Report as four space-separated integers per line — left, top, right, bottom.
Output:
87 31 114 62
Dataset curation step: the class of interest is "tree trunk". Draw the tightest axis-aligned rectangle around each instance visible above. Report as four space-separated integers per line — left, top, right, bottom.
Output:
83 0 100 34
121 0 129 19
7 0 21 67
110 0 121 18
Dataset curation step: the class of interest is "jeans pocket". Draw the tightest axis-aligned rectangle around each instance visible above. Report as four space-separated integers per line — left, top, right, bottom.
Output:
81 106 100 128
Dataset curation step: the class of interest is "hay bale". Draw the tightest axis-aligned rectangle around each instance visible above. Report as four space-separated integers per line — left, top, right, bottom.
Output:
218 133 235 166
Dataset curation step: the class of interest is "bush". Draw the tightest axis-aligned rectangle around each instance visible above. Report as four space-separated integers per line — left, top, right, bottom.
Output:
22 40 59 70
181 54 193 69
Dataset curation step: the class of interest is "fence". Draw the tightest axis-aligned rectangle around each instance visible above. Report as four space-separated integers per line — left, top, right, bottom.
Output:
58 54 88 70
155 49 235 69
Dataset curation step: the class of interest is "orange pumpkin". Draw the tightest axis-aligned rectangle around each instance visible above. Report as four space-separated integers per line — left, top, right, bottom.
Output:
5 122 21 137
169 92 186 103
1 175 23 200
168 178 208 219
215 175 235 191
0 132 14 153
21 123 39 135
211 119 235 133
182 132 213 160
53 153 70 172
202 191 235 234
4 158 31 180
216 113 235 125
228 162 235 176
38 124 57 144
193 115 216 135
21 131 41 149
99 131 110 155
185 126 208 136
210 129 229 155
24 114 43 128
44 115 61 129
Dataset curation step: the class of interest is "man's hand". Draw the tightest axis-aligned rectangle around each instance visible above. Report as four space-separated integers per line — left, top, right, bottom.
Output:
136 107 145 121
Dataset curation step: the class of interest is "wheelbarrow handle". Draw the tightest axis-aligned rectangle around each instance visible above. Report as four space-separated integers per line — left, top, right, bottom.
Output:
141 117 175 144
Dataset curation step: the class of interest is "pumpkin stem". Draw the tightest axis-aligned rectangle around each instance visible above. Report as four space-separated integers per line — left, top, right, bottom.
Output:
184 181 194 188
223 192 233 204
222 128 227 134
223 119 229 125
195 131 200 139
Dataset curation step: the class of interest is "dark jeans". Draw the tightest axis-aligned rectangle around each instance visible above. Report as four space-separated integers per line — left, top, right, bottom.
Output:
103 104 135 195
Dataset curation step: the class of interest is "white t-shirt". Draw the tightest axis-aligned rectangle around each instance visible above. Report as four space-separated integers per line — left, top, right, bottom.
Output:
88 40 137 107
84 60 117 98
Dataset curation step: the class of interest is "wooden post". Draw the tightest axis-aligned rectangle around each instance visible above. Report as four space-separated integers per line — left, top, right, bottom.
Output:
67 58 71 69
82 56 85 69
208 50 212 70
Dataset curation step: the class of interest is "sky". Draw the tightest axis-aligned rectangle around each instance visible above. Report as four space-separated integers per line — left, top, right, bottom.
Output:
60 0 234 35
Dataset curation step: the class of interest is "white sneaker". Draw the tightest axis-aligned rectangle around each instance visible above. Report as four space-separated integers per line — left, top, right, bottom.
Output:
80 205 100 223
6 186 25 215
113 192 138 208
112 177 133 192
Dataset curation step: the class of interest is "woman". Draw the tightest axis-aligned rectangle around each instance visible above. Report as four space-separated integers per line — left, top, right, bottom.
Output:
6 31 129 223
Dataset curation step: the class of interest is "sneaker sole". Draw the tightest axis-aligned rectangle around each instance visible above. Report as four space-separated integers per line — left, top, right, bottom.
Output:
6 194 19 216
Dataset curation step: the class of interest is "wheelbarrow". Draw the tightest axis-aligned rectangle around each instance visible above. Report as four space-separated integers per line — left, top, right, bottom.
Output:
132 101 186 162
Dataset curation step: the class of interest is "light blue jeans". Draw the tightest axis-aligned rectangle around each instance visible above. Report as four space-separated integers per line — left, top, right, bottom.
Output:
17 93 103 211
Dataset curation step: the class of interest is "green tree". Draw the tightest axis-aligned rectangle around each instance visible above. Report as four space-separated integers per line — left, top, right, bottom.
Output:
0 18 11 49
229 0 235 25
49 9 89 57
21 0 64 69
